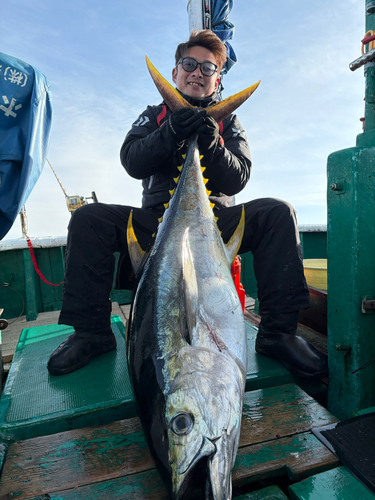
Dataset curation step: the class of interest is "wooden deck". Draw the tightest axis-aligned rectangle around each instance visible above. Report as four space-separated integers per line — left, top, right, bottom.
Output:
0 383 339 500
0 296 347 500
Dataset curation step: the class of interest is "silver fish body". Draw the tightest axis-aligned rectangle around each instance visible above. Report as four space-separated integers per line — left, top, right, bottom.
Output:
127 135 247 500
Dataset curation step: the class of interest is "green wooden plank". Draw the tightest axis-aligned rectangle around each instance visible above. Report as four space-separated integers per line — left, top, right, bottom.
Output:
22 248 39 321
289 466 375 500
241 384 337 446
234 432 339 487
4 432 337 500
236 485 288 499
0 316 135 442
25 469 168 500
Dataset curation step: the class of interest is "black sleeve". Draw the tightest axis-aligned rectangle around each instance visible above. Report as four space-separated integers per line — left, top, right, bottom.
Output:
201 114 252 196
120 105 177 180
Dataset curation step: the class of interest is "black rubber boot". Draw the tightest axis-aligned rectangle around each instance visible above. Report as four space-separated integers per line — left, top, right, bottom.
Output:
255 312 328 380
47 329 117 376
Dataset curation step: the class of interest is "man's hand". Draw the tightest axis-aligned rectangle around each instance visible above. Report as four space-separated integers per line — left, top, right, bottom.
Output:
197 115 220 152
168 108 206 145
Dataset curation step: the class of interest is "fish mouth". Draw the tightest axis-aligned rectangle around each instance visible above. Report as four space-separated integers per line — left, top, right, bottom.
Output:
174 434 233 500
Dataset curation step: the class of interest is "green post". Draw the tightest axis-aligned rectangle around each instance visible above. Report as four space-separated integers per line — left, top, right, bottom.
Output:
327 0 375 419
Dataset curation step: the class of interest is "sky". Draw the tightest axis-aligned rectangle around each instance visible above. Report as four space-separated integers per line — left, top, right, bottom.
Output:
1 0 365 240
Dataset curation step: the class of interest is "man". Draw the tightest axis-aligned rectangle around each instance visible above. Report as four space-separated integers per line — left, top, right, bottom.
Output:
48 30 327 380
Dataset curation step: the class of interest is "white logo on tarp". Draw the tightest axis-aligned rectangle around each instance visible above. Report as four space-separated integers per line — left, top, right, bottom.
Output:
134 116 150 127
3 67 28 87
0 96 22 118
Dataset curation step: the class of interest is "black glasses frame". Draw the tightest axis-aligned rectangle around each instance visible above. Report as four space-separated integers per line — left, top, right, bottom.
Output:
178 57 218 77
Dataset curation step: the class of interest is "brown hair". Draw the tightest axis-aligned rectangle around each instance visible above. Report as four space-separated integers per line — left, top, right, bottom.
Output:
174 29 227 71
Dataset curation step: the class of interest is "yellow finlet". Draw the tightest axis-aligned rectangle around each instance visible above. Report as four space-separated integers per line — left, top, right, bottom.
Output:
158 217 163 223
210 202 215 209
200 155 204 160
182 154 187 159
201 166 206 173
177 165 183 172
164 203 169 209
206 189 212 196
173 176 180 184
203 177 209 185
215 216 219 222
169 189 175 196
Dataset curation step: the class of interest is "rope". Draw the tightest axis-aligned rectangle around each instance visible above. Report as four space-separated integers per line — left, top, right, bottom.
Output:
362 30 375 54
26 238 64 287
46 158 68 198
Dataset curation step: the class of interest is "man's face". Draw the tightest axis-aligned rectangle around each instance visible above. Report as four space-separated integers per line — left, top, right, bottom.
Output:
172 46 220 99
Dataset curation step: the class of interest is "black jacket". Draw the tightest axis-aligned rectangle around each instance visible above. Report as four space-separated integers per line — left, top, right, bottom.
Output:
120 92 252 212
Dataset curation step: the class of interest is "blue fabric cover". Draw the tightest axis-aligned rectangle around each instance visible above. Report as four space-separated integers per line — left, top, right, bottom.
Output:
0 52 52 240
211 0 237 74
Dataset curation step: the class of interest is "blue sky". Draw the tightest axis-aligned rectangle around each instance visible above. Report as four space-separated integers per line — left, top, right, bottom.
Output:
2 0 365 240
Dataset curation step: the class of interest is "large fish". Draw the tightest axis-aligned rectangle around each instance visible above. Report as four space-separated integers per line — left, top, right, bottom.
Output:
126 58 260 500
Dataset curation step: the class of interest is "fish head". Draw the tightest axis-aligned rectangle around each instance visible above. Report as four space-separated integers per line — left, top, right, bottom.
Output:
165 347 245 500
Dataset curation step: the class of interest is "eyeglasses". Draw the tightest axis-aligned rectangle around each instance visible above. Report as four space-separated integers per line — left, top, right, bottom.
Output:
178 57 218 77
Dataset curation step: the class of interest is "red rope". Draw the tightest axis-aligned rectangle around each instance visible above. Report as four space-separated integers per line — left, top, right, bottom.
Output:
26 238 64 287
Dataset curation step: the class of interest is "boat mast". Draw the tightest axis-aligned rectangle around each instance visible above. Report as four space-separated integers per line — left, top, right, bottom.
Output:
187 0 206 32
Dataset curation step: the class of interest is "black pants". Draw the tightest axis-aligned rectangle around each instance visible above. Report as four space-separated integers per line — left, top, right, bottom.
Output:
58 199 310 331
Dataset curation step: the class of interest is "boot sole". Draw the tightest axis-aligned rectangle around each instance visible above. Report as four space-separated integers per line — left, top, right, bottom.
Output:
255 345 328 380
47 342 117 376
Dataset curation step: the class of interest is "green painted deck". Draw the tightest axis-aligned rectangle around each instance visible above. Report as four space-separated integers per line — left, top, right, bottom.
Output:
288 466 375 499
0 318 300 442
0 315 340 499
0 383 338 500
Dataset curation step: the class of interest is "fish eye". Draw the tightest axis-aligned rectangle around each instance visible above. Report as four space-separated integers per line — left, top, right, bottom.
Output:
170 412 194 436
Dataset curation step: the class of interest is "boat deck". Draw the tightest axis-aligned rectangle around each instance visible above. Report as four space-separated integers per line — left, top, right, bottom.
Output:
0 299 372 499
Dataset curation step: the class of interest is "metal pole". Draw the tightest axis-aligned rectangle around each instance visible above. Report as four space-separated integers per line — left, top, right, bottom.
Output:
364 1 375 134
187 0 204 32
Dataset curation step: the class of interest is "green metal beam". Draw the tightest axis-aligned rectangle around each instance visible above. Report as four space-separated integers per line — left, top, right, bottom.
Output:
327 1 375 419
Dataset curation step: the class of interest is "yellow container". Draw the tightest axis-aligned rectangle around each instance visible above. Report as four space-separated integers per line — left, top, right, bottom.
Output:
303 259 327 291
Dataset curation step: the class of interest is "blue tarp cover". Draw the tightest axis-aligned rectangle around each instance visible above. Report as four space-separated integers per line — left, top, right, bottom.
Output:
211 0 237 75
0 52 52 240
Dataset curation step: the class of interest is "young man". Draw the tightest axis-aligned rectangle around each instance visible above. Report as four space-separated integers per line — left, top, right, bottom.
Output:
48 30 327 380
